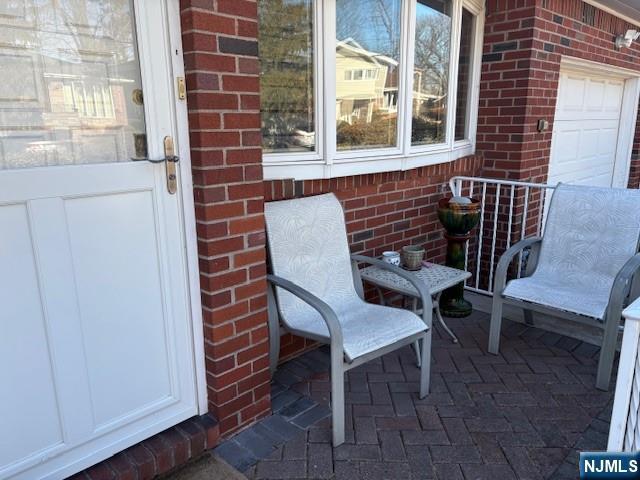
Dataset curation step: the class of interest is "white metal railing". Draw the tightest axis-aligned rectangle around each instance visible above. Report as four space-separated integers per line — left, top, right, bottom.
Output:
608 298 640 451
449 176 556 295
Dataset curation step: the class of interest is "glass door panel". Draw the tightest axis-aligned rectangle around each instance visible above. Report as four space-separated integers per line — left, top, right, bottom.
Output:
0 0 146 170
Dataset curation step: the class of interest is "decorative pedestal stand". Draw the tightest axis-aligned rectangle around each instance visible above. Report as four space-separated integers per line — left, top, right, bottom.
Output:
437 197 481 318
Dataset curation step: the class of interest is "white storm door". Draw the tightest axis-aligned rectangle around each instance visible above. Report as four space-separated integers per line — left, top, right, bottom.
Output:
548 69 625 187
0 2 198 480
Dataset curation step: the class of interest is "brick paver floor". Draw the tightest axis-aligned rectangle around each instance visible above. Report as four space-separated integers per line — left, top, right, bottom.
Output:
216 311 615 479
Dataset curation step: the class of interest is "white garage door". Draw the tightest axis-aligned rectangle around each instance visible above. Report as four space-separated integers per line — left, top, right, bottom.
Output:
548 69 626 187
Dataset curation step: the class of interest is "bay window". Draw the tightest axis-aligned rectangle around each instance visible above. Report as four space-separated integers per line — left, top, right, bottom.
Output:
259 0 315 154
258 0 484 179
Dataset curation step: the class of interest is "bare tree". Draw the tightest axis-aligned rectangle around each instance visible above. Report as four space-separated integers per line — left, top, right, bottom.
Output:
336 0 401 59
414 13 451 95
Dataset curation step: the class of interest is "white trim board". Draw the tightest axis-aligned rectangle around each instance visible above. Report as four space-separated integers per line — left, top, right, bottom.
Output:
561 55 640 79
166 0 209 415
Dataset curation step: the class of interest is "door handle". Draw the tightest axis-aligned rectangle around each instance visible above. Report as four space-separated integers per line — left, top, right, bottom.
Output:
132 136 179 194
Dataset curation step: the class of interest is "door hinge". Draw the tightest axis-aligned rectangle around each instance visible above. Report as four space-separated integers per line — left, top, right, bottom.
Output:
177 77 186 101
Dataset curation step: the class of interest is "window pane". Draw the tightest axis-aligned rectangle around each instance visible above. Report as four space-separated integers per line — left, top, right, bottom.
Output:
411 0 451 146
0 0 146 170
454 8 474 141
336 0 401 151
259 0 315 154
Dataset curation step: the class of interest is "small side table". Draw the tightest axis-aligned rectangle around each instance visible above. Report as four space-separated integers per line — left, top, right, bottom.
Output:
359 262 471 345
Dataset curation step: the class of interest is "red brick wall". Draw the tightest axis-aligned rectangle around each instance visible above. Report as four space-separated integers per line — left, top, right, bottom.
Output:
477 1 540 182
265 155 483 362
480 0 640 184
180 0 271 437
476 0 640 281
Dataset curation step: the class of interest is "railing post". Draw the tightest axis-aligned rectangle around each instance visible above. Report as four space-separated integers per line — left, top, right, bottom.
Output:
608 299 640 451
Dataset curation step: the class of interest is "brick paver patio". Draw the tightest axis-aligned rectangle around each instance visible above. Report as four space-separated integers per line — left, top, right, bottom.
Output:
215 311 615 479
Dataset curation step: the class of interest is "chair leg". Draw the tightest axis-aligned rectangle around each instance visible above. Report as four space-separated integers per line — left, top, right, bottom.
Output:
413 340 421 367
331 350 346 447
596 315 621 391
488 295 504 355
267 284 280 375
523 309 534 326
419 330 431 399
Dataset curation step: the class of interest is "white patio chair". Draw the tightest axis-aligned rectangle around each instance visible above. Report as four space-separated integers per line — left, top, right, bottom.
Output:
264 193 432 446
488 183 640 390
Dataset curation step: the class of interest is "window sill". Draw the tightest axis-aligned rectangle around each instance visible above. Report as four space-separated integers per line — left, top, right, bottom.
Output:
262 142 475 181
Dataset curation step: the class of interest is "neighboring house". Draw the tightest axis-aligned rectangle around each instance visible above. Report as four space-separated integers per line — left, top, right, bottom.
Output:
1 0 640 479
336 39 396 123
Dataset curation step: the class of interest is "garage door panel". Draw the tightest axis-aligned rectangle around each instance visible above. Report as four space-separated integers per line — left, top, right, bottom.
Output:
604 81 625 111
555 109 622 121
555 72 624 122
551 129 582 167
552 158 600 177
0 204 64 474
585 78 605 111
577 130 598 162
560 75 586 111
552 169 614 187
551 153 616 178
598 128 619 156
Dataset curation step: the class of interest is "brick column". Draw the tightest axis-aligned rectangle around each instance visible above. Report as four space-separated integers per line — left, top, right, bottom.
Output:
180 0 271 436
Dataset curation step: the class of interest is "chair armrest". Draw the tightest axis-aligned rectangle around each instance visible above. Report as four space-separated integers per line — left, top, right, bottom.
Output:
494 237 543 295
608 253 640 319
351 254 433 328
266 274 344 348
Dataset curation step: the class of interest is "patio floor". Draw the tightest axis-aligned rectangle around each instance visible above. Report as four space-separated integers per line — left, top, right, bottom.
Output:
215 310 616 480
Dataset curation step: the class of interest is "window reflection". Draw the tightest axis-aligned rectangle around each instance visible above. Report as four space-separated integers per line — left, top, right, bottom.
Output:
411 0 451 146
454 8 473 141
259 0 315 154
336 0 401 151
0 0 145 170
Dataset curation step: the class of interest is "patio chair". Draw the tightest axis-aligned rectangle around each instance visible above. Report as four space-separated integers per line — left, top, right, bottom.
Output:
264 193 432 446
488 183 640 390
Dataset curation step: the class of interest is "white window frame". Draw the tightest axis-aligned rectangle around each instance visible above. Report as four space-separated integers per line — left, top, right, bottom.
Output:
262 0 485 181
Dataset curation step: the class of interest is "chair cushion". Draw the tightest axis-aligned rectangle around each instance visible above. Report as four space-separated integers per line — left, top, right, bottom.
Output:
265 193 427 362
502 183 640 320
286 298 427 362
503 276 611 320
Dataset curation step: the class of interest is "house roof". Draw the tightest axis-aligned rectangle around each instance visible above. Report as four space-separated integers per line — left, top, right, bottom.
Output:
336 38 399 68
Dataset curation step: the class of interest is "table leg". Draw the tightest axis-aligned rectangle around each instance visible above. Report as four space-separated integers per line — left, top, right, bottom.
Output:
435 292 459 344
409 297 422 367
375 287 387 306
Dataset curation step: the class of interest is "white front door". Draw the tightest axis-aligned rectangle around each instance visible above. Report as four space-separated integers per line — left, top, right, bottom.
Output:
548 69 626 187
0 2 199 479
